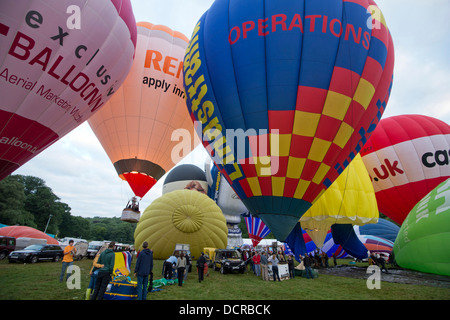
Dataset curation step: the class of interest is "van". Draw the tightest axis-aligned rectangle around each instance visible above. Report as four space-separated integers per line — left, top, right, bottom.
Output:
0 236 16 260
172 244 192 272
87 241 104 259
59 238 88 260
15 237 47 250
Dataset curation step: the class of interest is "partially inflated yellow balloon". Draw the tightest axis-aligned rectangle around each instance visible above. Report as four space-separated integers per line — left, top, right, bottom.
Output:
134 190 228 259
300 154 379 247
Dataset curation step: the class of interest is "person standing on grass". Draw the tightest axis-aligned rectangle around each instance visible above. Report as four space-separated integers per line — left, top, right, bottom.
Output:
260 251 269 281
252 251 261 277
85 244 106 299
196 252 207 282
134 241 153 300
287 254 295 279
60 240 76 283
268 254 281 281
303 253 314 279
91 241 115 300
176 252 187 286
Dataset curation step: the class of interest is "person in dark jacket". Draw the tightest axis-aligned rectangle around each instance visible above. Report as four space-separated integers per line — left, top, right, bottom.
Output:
303 253 314 279
134 241 154 300
91 241 116 300
196 252 207 282
287 255 295 279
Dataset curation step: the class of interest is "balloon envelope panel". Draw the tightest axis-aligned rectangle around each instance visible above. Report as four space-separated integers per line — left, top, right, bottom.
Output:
134 190 228 259
0 0 137 180
356 218 400 243
300 153 378 247
0 226 59 245
393 178 450 276
361 114 450 224
88 22 196 198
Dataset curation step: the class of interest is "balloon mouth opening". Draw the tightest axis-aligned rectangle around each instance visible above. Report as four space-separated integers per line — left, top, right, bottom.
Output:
172 204 204 233
122 172 157 198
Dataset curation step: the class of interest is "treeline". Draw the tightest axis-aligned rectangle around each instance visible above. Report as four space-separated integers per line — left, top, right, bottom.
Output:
0 175 136 243
0 174 277 245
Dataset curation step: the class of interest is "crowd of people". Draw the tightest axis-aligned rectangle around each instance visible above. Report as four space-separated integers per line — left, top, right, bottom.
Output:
60 239 391 301
240 248 321 281
241 249 287 281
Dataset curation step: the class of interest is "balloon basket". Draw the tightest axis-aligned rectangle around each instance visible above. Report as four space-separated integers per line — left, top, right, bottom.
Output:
121 208 140 223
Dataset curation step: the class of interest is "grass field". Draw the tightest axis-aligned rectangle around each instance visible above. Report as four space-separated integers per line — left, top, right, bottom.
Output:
0 258 449 301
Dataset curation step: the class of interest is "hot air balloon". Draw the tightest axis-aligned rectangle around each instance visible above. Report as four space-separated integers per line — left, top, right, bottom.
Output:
300 153 379 249
355 218 400 243
359 234 393 257
243 212 271 247
0 225 59 245
88 22 197 222
393 178 450 276
303 228 393 259
0 0 137 180
183 0 395 241
206 162 248 247
162 164 208 195
360 114 450 225
134 189 228 259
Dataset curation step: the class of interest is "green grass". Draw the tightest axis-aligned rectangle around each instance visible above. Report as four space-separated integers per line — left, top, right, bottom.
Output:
0 258 449 300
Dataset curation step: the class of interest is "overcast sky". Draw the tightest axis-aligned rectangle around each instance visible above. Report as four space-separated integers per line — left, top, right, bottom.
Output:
15 0 450 219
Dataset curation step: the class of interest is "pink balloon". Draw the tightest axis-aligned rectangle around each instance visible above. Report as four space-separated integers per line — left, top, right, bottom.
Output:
0 0 137 180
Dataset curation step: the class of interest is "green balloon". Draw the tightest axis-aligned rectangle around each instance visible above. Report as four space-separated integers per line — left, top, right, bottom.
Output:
393 178 450 276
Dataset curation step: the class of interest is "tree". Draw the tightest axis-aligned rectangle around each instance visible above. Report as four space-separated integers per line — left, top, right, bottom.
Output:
0 176 35 226
0 175 71 235
58 206 90 239
0 174 136 244
24 186 64 234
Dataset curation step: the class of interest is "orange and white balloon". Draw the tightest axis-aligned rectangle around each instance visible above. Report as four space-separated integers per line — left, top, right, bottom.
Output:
88 22 197 199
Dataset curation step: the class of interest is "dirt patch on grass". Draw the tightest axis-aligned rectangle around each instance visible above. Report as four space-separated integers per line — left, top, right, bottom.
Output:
318 265 450 289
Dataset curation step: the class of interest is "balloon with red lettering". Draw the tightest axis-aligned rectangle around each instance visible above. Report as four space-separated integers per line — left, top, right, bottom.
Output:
183 0 395 240
0 0 137 180
88 22 198 199
360 114 450 225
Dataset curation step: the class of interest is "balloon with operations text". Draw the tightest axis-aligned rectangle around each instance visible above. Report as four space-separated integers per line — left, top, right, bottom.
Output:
183 0 394 241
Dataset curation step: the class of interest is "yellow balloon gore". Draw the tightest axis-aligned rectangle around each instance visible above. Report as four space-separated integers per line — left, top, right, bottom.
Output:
134 190 228 259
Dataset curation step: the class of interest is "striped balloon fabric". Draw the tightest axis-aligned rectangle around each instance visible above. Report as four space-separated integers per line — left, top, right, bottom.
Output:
243 212 271 247
184 0 395 240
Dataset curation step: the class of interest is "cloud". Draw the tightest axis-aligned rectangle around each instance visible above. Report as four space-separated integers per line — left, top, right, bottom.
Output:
375 0 450 123
130 0 214 37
